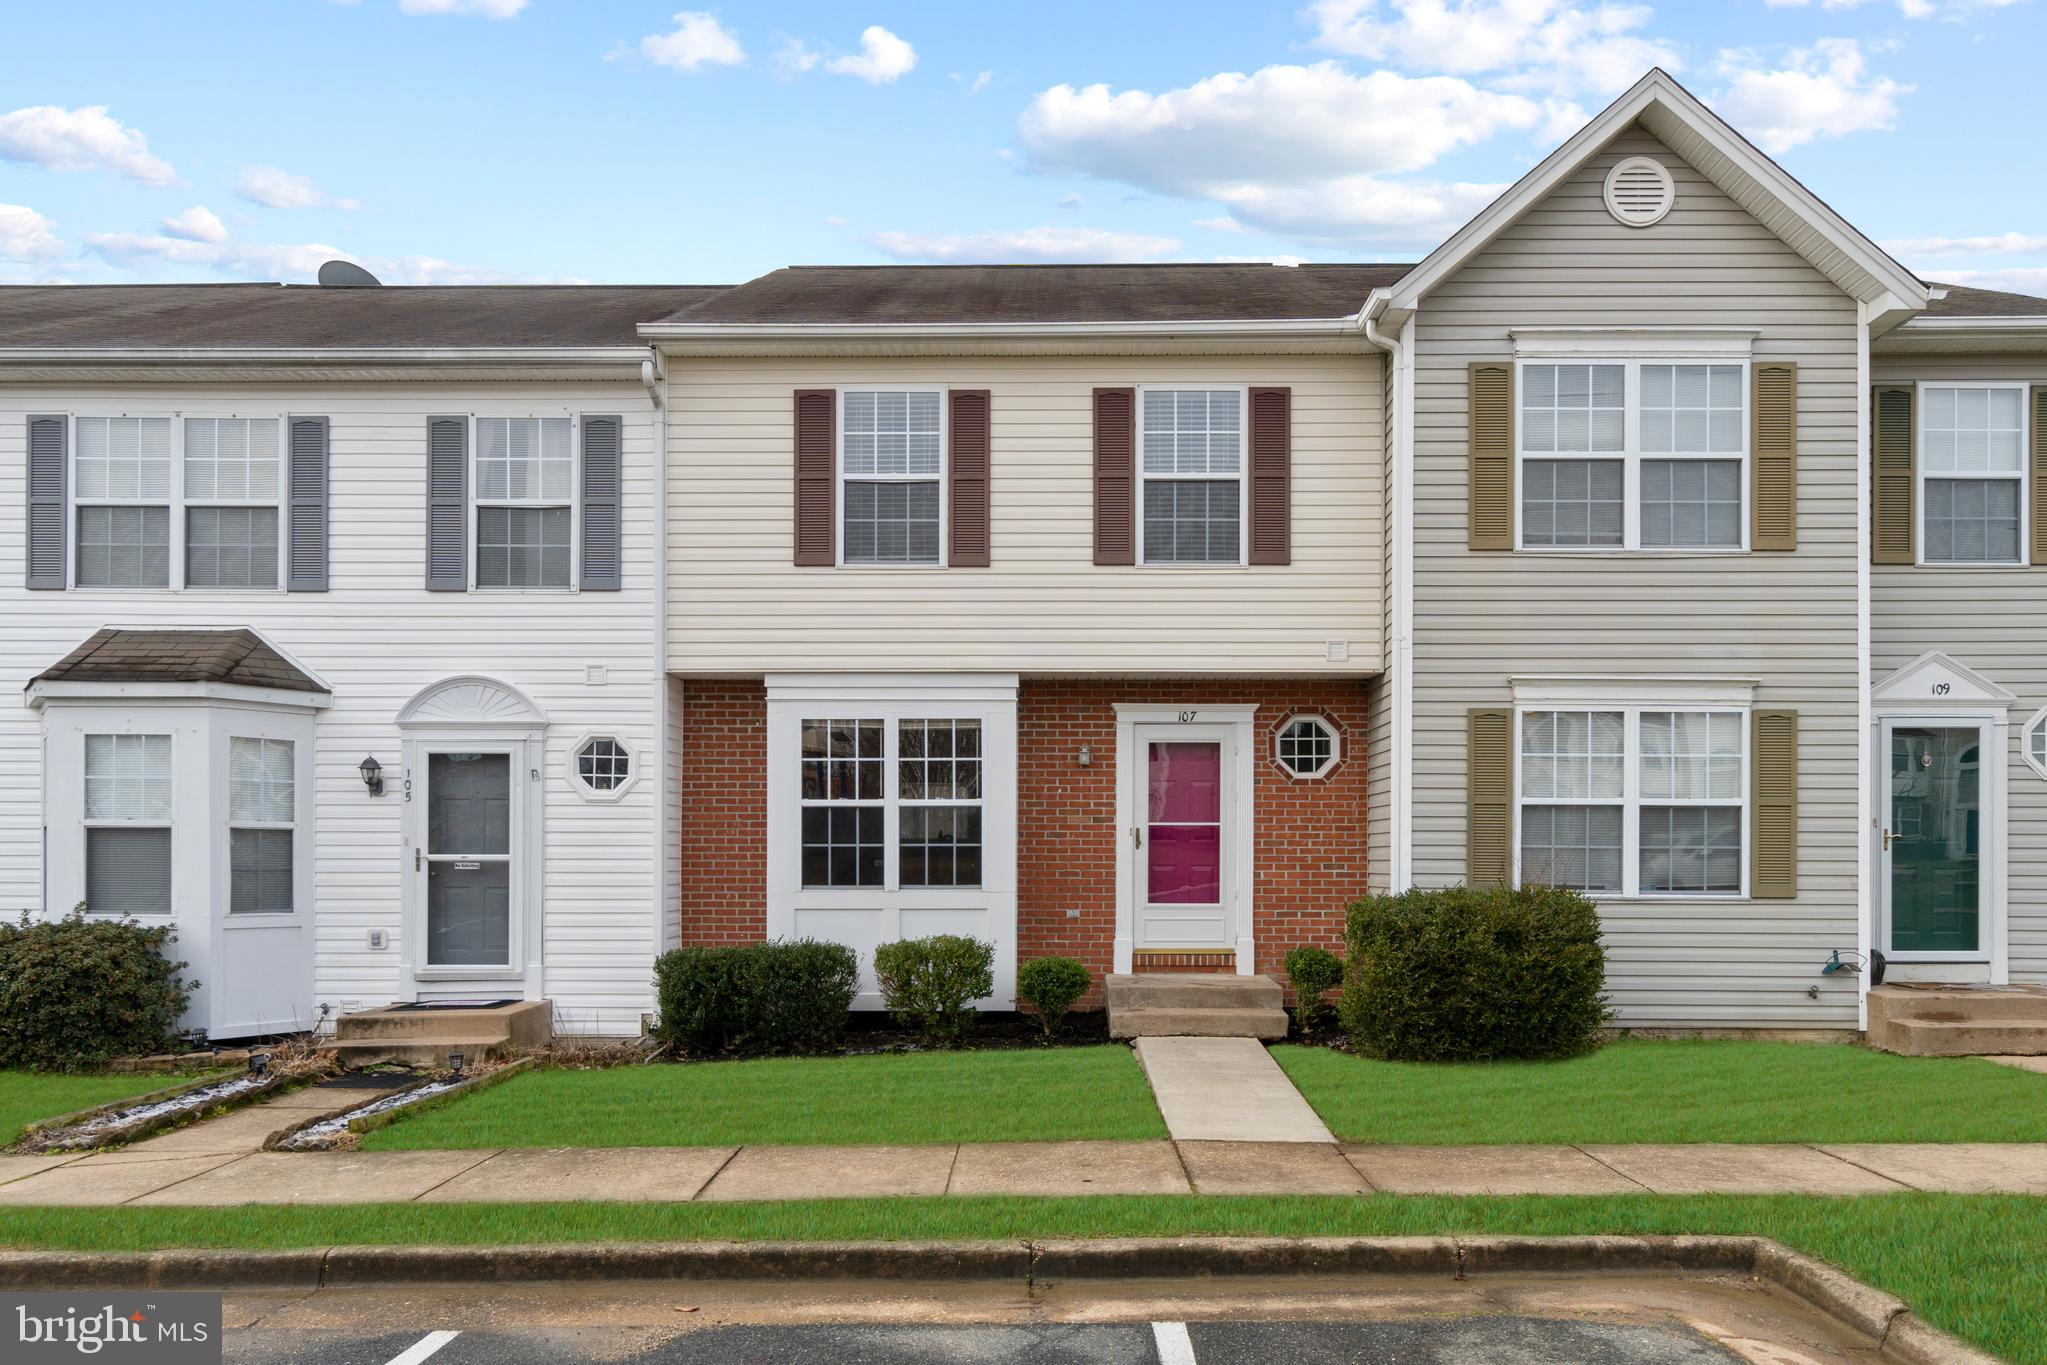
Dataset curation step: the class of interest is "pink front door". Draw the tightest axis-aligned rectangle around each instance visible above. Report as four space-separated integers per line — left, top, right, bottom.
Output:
1135 727 1234 949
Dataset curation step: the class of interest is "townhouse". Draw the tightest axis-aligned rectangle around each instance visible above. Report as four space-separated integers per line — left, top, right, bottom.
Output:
3 69 2044 1041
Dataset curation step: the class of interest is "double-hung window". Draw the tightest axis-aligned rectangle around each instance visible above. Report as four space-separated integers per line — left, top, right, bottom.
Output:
1517 706 1746 897
474 417 575 588
798 716 984 889
1919 383 2027 565
1519 362 1746 551
1140 387 1244 564
83 733 173 916
228 737 295 913
840 389 943 565
72 415 287 590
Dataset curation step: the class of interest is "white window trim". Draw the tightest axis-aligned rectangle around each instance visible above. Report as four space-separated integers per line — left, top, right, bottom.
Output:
226 735 297 916
2024 705 2047 781
467 412 583 593
835 385 948 569
1136 384 1250 568
1510 685 1753 901
1273 713 1341 780
1914 380 2030 569
568 731 640 803
1512 358 1750 554
64 410 290 594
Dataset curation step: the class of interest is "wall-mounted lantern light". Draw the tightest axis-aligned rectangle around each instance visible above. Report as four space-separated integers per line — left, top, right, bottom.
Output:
358 755 384 796
1077 744 1093 767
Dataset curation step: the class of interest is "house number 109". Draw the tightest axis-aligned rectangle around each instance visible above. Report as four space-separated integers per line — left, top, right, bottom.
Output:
1931 682 1951 696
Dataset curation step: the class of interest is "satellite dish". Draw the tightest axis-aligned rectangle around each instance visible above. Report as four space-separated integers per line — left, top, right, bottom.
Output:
317 260 382 288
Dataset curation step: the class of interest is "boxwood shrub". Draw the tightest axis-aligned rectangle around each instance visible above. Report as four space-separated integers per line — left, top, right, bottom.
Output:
1282 944 1344 1037
874 934 994 1047
0 909 192 1072
1339 884 1609 1061
1016 955 1091 1039
652 939 858 1057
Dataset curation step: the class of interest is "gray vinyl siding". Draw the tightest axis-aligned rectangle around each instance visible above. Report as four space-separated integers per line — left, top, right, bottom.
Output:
1871 353 2047 981
1409 125 1862 1028
1366 348 1396 895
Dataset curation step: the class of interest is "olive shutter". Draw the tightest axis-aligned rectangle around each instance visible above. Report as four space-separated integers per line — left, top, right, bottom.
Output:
793 389 836 567
579 414 623 591
2032 386 2047 567
1092 387 1136 566
1751 708 1799 899
1750 362 1798 551
285 416 330 592
1871 386 1915 565
1467 707 1512 887
425 416 469 591
1468 363 1513 550
25 415 67 590
948 389 991 567
1248 386 1292 565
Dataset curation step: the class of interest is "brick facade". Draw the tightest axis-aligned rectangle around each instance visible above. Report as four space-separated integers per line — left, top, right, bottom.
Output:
675 676 1370 994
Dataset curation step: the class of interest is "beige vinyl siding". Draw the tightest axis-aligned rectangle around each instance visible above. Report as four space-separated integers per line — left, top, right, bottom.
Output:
1871 354 2047 981
665 355 1384 675
1409 125 1862 1028
0 382 664 1036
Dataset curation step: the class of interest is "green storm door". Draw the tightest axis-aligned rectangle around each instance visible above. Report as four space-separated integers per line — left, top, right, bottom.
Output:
1886 724 1984 956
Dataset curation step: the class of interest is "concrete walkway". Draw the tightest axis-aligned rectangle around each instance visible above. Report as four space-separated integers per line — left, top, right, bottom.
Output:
1 1137 2045 1205
1133 1037 1335 1144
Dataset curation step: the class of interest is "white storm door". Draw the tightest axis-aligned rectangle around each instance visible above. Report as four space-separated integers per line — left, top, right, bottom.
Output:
1130 722 1235 950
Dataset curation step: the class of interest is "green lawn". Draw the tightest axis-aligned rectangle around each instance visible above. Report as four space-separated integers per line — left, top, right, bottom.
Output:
1274 1039 2047 1144
0 1070 220 1147
363 1047 1167 1149
0 1194 2035 1362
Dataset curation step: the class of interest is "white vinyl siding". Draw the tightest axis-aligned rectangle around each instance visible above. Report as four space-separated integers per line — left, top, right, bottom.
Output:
1411 126 1861 1028
1918 383 2026 566
0 381 664 1036
667 356 1383 675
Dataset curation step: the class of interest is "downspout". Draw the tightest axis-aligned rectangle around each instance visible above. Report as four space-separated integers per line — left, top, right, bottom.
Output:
1855 303 1872 1030
1360 295 1414 891
644 352 671 1026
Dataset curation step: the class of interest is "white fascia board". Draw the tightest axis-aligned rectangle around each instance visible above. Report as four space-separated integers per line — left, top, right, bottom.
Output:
1380 69 1927 320
0 346 651 364
1893 316 2047 333
641 317 1367 342
26 679 331 711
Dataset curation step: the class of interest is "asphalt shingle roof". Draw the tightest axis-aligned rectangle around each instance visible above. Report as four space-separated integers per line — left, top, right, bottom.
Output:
1923 283 2047 318
32 629 326 693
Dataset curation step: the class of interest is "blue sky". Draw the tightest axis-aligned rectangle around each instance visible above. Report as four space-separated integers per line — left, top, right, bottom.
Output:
0 0 2043 293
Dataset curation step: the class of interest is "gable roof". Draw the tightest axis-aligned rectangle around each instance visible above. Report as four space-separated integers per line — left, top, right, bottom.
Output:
30 628 327 694
1374 69 1928 330
650 264 1409 330
1924 283 2047 319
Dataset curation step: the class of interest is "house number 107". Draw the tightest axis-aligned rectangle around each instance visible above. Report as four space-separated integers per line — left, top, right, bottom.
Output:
1177 711 1198 722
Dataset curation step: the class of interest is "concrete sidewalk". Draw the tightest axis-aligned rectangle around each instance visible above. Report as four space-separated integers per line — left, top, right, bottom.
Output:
1133 1037 1335 1144
0 1137 2043 1205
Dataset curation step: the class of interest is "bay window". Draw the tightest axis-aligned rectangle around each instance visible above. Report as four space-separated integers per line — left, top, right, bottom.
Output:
798 716 983 889
83 733 173 915
228 737 295 913
1920 384 2026 565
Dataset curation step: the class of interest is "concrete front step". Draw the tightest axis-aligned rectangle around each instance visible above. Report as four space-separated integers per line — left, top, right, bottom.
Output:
1883 1018 2047 1057
333 999 552 1042
328 1036 518 1067
1865 984 2047 1055
1110 1007 1291 1041
1105 973 1283 1011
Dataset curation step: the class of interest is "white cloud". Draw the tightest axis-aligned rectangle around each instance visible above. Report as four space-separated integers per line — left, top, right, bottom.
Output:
1055 193 1083 210
869 226 1183 263
1712 39 1911 153
1209 253 1311 266
823 215 848 227
161 206 227 244
84 228 576 285
0 204 62 261
1927 268 2047 298
969 70 993 95
1883 232 2047 258
1303 0 1679 97
397 0 527 17
634 12 745 71
1217 175 1508 244
0 105 178 186
1193 216 1248 233
827 26 917 84
775 36 822 74
1765 0 2020 16
235 165 359 211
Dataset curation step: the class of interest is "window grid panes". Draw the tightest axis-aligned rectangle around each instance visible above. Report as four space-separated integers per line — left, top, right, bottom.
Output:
72 415 286 590
183 418 280 501
576 738 631 792
1518 708 1746 898
186 507 280 588
1517 360 1747 551
899 719 983 888
1276 718 1337 777
842 390 942 565
76 505 170 588
75 415 175 590
474 417 574 588
228 737 294 916
85 734 173 821
1920 385 2026 565
1140 389 1243 564
799 719 884 887
84 733 173 917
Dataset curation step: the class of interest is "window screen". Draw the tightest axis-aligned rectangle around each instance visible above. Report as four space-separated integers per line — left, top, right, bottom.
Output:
841 391 943 565
1141 390 1243 564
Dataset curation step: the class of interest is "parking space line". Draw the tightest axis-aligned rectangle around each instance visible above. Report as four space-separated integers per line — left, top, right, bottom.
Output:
1152 1320 1197 1365
383 1329 460 1365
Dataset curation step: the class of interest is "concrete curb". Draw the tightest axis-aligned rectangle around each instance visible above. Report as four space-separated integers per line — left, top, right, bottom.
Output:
0 1235 2003 1362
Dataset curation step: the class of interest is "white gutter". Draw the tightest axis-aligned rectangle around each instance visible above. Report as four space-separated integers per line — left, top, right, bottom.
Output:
1856 300 1873 1031
1892 315 2047 331
0 346 650 364
1360 290 1414 892
639 316 1367 341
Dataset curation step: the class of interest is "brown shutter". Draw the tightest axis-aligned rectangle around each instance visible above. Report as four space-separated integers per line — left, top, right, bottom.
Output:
793 389 836 567
1248 386 1291 565
1092 387 1136 566
1467 707 1512 887
1751 709 1798 899
1751 362 1798 551
948 389 991 567
1468 363 1513 550
2032 387 2047 566
1871 386 1915 565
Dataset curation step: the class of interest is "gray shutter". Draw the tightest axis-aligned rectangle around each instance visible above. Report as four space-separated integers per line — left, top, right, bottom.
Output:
286 416 330 592
425 416 468 591
580 414 623 591
26 415 67 590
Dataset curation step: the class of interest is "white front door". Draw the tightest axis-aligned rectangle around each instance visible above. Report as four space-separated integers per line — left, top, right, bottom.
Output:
413 746 519 976
1129 722 1236 951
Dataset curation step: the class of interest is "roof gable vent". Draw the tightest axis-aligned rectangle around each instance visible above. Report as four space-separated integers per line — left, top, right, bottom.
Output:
1603 156 1675 228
